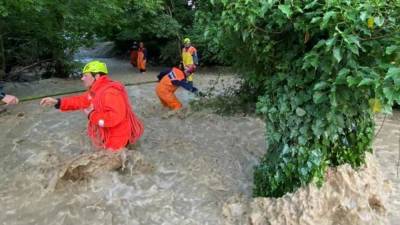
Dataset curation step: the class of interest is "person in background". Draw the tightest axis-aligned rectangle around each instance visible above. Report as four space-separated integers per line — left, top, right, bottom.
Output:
130 41 139 68
181 38 198 85
156 64 198 110
137 42 147 73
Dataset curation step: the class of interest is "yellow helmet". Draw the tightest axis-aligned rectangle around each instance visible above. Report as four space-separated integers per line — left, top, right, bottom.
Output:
183 38 191 44
82 60 108 74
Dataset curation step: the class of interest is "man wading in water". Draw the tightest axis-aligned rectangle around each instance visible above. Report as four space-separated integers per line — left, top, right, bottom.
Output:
40 60 144 180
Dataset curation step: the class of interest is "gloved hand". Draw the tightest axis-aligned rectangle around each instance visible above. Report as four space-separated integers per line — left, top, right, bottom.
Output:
194 90 205 97
197 91 206 97
191 87 198 93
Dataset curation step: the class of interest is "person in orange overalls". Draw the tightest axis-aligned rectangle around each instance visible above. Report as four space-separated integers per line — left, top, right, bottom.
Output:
129 41 138 67
40 60 144 151
156 65 199 110
137 42 147 73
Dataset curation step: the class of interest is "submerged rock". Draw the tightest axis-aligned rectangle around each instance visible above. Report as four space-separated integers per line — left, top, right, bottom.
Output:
46 150 155 191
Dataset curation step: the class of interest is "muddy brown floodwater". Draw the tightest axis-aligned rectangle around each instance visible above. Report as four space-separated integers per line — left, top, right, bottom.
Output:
0 58 399 225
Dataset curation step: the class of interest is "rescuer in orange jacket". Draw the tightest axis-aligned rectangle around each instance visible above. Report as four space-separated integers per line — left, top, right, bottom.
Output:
156 64 199 110
40 61 144 151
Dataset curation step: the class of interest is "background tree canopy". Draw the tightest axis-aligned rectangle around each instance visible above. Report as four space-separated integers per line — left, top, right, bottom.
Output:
0 0 220 80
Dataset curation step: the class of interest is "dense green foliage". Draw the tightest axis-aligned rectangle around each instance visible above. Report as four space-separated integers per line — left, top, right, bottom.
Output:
0 0 210 79
198 0 400 197
0 0 133 79
110 0 188 64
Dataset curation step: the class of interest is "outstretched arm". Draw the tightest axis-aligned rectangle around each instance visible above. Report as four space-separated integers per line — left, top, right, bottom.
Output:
171 80 198 93
40 93 91 111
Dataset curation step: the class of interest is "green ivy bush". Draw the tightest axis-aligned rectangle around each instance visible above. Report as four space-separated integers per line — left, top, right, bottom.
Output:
198 0 400 197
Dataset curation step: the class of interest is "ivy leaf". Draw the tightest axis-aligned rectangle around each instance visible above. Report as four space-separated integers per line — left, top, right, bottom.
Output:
333 47 342 62
310 17 321 24
347 35 361 48
357 78 374 87
304 0 318 10
313 81 329 91
347 76 361 87
312 119 324 137
347 44 359 55
298 136 307 145
242 30 249 41
321 11 336 29
296 107 306 117
278 4 292 18
386 67 400 86
383 87 394 102
325 37 336 50
336 68 350 84
330 93 338 107
313 92 326 104
374 16 385 27
386 45 398 55
360 11 367 21
302 52 319 69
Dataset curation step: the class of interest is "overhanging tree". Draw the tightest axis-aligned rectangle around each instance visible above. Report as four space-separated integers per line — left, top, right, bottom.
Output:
198 0 400 197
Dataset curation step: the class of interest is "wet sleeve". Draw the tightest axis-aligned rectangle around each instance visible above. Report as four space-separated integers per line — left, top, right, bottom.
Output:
89 90 126 128
192 51 199 65
59 93 91 111
171 80 198 92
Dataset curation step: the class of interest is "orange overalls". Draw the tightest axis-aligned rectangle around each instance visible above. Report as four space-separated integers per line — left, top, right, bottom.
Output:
155 67 186 110
130 49 138 67
137 47 147 72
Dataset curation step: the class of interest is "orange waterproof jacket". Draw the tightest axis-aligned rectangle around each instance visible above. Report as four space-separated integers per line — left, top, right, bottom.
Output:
59 76 144 151
159 67 186 88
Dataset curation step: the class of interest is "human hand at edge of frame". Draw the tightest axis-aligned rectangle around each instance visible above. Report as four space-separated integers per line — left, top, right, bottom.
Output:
39 97 58 107
1 95 19 105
